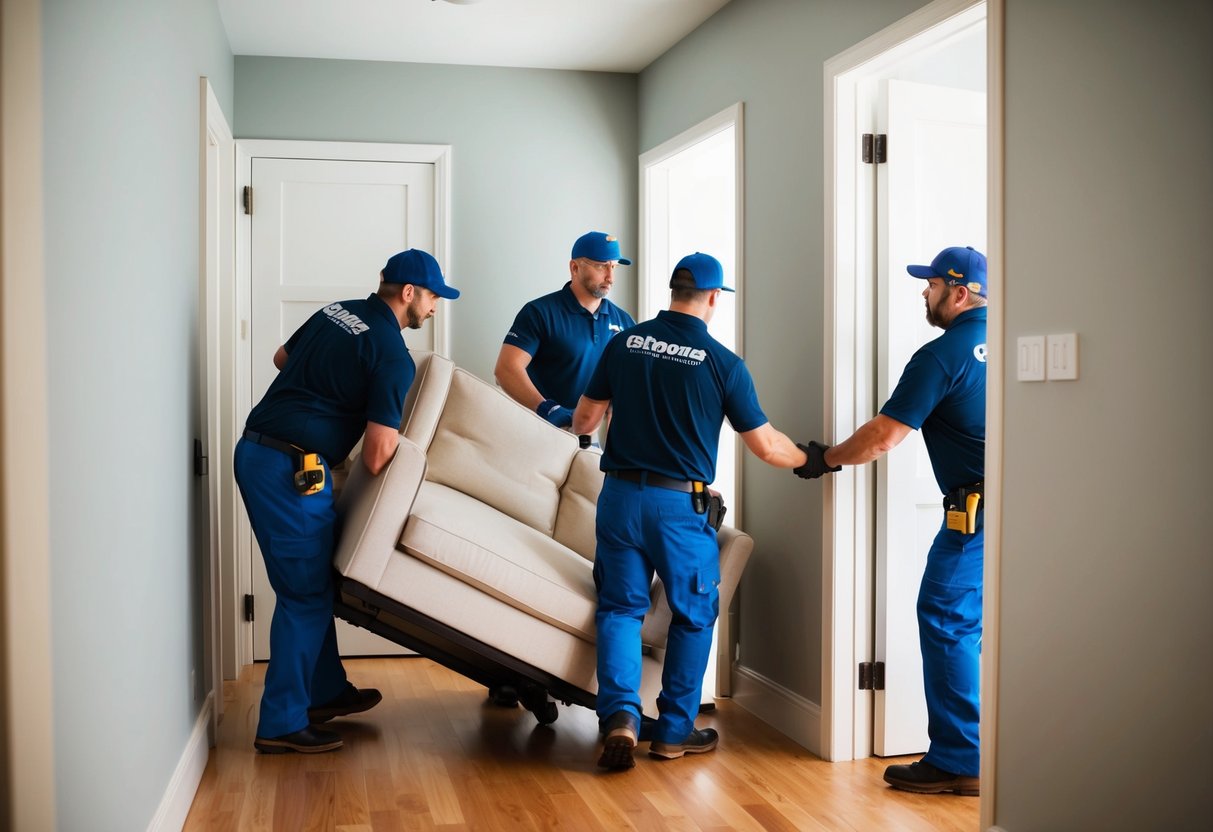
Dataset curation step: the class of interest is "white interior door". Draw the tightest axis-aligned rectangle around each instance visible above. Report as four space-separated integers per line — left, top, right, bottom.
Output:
248 156 436 660
874 79 986 756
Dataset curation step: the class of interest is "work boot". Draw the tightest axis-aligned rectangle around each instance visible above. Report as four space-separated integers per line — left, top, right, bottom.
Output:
307 684 382 723
649 727 719 759
883 760 979 796
253 725 343 754
597 711 639 770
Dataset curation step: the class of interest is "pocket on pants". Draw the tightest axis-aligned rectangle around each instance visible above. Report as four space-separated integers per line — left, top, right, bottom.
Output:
266 533 334 598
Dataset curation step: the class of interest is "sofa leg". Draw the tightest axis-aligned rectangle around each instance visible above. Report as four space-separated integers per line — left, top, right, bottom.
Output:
487 685 520 708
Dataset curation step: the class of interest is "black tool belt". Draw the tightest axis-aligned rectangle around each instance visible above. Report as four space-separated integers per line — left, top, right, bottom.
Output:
242 428 300 457
606 469 693 493
944 480 984 511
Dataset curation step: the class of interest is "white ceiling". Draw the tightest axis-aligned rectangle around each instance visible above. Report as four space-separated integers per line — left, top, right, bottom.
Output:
217 0 733 74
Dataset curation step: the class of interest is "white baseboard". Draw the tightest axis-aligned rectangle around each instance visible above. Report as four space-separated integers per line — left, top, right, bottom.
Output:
147 691 213 832
731 663 822 757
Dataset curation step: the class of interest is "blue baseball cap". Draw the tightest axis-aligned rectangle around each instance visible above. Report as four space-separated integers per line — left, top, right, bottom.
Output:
671 252 734 292
382 249 460 299
906 246 987 297
571 231 632 265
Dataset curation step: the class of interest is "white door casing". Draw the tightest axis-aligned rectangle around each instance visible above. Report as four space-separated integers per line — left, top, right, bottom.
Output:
874 79 986 756
231 140 452 666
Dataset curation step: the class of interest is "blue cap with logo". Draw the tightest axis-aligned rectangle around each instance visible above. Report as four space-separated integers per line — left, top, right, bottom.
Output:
671 252 734 292
571 231 632 265
906 246 987 297
382 249 460 299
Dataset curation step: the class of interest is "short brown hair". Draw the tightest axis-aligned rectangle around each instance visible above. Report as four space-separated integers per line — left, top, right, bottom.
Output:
670 269 713 303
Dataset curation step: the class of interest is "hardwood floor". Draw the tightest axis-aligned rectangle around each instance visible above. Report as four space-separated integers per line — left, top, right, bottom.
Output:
184 658 978 831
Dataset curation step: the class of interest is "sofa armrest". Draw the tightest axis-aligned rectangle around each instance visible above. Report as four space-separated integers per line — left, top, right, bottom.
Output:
333 435 428 589
640 524 755 649
715 525 754 614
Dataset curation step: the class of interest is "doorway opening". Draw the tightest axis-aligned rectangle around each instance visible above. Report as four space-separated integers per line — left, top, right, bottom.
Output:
821 0 988 768
639 102 743 695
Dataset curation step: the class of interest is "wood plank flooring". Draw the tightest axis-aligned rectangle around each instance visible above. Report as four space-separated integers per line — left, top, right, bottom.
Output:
184 658 977 831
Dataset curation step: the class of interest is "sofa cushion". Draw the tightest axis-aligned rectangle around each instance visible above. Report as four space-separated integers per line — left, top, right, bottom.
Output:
424 369 579 536
399 482 599 642
552 448 603 562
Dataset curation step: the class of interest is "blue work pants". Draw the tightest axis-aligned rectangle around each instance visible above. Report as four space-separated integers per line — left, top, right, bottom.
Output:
233 438 348 738
592 476 720 744
918 512 984 777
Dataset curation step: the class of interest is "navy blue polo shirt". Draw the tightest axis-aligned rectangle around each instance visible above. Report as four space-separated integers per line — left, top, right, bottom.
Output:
245 293 414 464
503 282 636 408
585 310 767 484
880 307 987 493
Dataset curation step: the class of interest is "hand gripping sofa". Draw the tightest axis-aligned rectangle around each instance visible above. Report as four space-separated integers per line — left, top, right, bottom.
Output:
332 351 754 725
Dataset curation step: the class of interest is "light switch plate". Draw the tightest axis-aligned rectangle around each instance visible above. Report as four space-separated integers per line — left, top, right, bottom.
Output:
1017 335 1045 381
1047 333 1079 380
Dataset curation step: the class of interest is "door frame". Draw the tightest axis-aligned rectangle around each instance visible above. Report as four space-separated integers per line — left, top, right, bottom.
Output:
216 139 453 673
820 0 995 772
198 78 233 730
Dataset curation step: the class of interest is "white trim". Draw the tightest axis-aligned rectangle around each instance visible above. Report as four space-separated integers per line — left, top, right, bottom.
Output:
146 692 213 832
731 664 822 756
199 77 233 734
1 0 56 827
821 0 986 763
980 0 1004 825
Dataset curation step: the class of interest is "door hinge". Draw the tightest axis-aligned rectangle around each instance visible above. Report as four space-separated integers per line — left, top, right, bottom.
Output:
861 133 888 164
244 594 255 622
242 185 253 215
193 438 208 477
858 661 886 690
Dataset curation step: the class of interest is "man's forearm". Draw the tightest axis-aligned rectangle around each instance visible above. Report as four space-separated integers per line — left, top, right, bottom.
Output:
824 415 910 467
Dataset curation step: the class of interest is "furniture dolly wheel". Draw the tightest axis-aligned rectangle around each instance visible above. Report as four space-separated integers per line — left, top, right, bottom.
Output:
519 684 559 725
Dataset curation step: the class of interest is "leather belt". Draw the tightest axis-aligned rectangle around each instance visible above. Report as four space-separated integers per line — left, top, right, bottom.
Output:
242 428 300 457
606 469 694 492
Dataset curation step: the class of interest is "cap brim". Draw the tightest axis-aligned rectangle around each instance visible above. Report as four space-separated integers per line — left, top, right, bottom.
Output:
434 286 460 299
906 264 937 278
617 257 632 266
720 285 736 292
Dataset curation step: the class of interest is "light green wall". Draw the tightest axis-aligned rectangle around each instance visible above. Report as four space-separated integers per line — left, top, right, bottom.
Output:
42 0 233 828
638 0 926 702
234 57 639 383
996 1 1213 828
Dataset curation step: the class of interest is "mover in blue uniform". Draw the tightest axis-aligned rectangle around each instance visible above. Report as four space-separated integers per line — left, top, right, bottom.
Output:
801 245 987 795
496 231 636 429
573 252 818 770
235 249 460 754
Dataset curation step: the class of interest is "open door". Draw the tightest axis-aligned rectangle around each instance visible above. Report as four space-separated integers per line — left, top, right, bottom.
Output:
873 78 986 756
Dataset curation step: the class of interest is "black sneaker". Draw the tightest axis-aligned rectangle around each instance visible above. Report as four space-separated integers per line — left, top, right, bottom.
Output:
883 760 979 796
649 727 719 759
307 685 382 723
597 711 639 770
254 725 343 754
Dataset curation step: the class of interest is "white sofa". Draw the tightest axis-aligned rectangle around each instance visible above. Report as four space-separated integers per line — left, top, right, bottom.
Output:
333 351 754 723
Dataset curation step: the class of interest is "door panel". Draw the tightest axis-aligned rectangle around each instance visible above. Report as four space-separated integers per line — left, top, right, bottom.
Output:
874 79 986 756
249 156 436 660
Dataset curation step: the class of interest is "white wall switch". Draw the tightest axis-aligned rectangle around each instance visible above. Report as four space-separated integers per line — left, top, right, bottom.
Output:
1017 335 1045 381
1047 333 1079 380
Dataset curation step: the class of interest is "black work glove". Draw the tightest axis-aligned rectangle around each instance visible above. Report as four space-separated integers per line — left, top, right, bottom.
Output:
794 441 841 479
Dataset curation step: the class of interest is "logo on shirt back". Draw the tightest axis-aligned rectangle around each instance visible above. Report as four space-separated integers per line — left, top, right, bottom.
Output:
974 343 988 363
626 333 706 365
322 303 370 335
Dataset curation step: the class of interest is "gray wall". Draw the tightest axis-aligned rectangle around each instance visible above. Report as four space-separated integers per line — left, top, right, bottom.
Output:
638 0 926 702
234 57 639 382
997 0 1213 829
42 0 233 828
